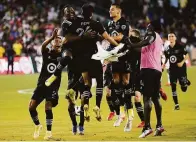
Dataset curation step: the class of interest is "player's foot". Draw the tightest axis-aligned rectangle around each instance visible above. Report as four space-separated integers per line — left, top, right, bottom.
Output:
160 88 167 101
154 125 165 136
84 104 90 122
93 106 102 122
44 131 52 140
113 116 123 127
139 127 153 138
79 126 84 135
107 112 115 121
137 121 145 128
124 118 133 132
187 80 191 86
33 124 42 139
65 89 76 104
45 75 57 86
72 125 77 135
181 86 187 92
174 104 180 110
165 83 170 86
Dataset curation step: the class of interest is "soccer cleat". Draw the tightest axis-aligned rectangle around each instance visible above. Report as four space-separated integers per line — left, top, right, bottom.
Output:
93 106 102 122
124 118 133 132
84 104 90 122
44 131 52 140
107 112 115 121
33 124 42 139
79 126 84 135
137 121 145 128
72 125 77 135
181 86 187 92
45 75 57 86
154 126 165 136
160 88 167 101
65 89 76 104
174 104 180 110
139 127 153 138
113 116 123 127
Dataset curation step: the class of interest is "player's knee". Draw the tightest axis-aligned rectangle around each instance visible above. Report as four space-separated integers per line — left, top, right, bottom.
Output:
134 91 141 102
125 101 133 109
29 100 37 110
171 84 176 92
113 79 120 84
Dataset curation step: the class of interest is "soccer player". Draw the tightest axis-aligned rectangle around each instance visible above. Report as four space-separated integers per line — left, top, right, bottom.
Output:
120 23 165 138
126 29 145 128
107 3 132 129
163 33 191 110
29 28 62 140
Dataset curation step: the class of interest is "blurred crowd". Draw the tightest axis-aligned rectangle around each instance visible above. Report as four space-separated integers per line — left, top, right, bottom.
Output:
0 0 195 61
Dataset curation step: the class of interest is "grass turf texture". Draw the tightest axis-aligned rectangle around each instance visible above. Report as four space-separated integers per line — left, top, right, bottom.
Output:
0 67 196 141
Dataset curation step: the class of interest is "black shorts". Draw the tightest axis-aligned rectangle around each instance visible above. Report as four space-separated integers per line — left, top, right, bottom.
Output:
141 68 161 98
31 85 59 107
89 60 103 78
169 66 188 86
131 70 144 93
111 61 131 73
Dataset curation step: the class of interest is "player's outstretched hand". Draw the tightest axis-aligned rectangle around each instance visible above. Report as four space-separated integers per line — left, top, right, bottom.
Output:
83 31 97 39
52 28 58 39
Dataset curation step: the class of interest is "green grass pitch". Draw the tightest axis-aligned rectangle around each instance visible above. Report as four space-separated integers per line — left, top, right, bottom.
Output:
0 67 196 141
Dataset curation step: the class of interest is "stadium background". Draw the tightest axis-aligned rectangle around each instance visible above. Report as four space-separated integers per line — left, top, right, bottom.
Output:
0 0 196 141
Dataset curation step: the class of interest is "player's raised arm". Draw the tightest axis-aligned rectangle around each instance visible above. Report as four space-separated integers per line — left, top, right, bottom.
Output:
41 28 58 50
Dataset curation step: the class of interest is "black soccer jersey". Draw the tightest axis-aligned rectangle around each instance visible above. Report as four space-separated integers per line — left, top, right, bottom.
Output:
37 45 62 89
107 17 129 42
164 43 187 69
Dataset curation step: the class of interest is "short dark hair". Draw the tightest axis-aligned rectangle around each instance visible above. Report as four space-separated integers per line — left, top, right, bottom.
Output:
81 3 94 18
111 3 122 9
131 29 140 37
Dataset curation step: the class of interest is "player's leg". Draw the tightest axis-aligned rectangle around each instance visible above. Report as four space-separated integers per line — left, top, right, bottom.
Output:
179 66 191 92
111 73 122 127
81 71 92 122
44 101 53 140
139 69 154 138
104 64 115 120
170 70 179 110
134 91 145 128
106 87 115 120
29 88 44 139
151 70 164 136
122 73 133 132
11 62 14 74
44 90 59 139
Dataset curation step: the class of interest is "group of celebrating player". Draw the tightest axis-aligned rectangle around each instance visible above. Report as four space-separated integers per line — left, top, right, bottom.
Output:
28 2 191 140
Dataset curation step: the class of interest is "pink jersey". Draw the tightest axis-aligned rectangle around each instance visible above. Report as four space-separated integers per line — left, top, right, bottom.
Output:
140 32 163 72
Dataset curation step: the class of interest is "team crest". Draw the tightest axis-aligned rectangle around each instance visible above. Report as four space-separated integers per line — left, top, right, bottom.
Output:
121 25 126 30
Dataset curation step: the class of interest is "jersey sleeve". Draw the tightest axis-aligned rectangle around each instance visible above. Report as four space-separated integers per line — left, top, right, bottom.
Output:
119 20 130 36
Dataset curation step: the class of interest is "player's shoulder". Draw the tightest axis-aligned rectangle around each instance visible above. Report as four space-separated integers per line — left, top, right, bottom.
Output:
119 17 130 25
62 19 72 27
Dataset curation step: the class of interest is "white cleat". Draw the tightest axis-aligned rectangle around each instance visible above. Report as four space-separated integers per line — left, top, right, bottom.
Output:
44 131 52 140
124 118 133 132
139 128 153 138
93 106 102 122
33 124 42 139
113 116 123 127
